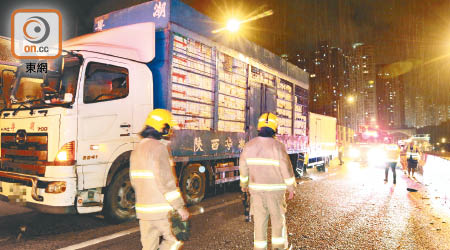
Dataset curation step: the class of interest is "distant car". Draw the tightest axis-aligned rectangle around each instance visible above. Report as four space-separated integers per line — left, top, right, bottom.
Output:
347 143 387 168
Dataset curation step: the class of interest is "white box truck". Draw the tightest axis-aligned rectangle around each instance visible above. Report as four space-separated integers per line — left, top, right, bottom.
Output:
306 112 337 171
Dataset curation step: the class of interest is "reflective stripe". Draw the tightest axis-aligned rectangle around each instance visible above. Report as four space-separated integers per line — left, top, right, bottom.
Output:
135 203 172 213
407 152 420 159
170 240 182 250
240 175 249 183
282 214 288 247
284 177 296 186
151 115 163 121
130 170 154 179
246 158 280 167
164 190 182 202
254 240 267 249
272 237 285 245
249 183 287 191
258 118 277 124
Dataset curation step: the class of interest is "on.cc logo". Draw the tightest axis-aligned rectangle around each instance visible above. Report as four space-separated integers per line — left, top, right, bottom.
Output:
11 9 61 59
23 16 50 44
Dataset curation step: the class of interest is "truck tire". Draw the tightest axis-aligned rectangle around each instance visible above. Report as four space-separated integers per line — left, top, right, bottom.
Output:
181 164 206 205
317 164 323 172
295 163 306 177
104 168 136 224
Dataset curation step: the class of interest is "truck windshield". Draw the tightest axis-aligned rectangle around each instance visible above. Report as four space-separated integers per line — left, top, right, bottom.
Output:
10 53 82 107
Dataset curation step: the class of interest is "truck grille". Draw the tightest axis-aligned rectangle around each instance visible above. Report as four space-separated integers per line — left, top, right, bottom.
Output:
1 132 48 176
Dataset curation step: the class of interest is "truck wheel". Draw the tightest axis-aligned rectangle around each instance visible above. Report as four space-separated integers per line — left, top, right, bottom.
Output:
295 164 305 177
104 168 136 224
317 165 323 172
181 164 206 205
323 158 329 172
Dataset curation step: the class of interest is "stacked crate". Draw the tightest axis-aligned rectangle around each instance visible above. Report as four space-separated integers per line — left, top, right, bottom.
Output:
277 79 293 135
217 53 247 132
171 33 215 130
250 66 276 88
294 85 308 136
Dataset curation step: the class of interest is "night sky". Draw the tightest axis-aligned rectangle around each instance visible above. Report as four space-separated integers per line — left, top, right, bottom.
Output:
0 0 449 103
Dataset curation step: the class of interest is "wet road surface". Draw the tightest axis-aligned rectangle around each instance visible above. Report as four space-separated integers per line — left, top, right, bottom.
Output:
0 158 449 250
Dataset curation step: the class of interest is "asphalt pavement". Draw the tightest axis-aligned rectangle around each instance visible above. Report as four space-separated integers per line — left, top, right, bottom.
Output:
0 158 449 250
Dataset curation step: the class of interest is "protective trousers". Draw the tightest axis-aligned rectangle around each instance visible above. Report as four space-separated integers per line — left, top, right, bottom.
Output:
139 219 182 250
384 162 396 183
251 192 288 250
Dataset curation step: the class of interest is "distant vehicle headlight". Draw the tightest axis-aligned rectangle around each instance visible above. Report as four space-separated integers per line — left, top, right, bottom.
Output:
368 147 386 164
349 147 360 158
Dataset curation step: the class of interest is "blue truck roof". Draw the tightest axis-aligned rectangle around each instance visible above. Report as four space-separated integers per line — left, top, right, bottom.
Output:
94 0 309 84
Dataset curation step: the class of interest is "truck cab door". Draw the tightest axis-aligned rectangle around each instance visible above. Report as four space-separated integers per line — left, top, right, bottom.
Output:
77 58 132 189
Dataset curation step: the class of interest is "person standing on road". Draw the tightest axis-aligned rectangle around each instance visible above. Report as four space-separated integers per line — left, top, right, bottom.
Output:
399 145 407 174
338 142 344 165
130 109 189 250
384 144 400 184
406 144 420 178
239 112 296 250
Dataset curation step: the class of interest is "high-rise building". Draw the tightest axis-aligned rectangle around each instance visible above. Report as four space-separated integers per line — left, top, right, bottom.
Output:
437 105 447 125
348 43 376 132
404 96 415 128
309 42 327 115
415 96 425 128
448 105 450 120
376 64 404 129
308 42 347 123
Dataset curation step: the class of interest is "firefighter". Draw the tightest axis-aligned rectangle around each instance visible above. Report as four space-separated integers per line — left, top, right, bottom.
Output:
239 112 296 250
406 144 420 178
399 145 407 173
384 144 400 184
130 109 189 250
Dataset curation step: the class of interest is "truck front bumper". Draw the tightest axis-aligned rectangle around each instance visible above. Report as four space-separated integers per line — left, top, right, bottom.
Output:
0 170 77 214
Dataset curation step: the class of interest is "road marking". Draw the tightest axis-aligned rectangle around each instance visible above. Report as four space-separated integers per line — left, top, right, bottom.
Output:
58 198 242 250
191 199 241 216
329 173 337 177
58 227 140 250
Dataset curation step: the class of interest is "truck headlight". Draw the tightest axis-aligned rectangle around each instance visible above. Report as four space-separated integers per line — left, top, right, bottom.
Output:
349 148 360 158
46 181 67 193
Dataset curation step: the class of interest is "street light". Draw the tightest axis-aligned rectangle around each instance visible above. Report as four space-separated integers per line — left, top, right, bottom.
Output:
226 19 240 32
347 95 355 103
211 10 274 34
337 95 356 126
442 137 447 143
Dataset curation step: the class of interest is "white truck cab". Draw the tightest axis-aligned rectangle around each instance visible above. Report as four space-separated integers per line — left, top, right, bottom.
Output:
0 23 155 222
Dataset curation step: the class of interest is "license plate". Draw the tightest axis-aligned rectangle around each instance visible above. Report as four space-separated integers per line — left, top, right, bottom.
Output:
8 183 27 203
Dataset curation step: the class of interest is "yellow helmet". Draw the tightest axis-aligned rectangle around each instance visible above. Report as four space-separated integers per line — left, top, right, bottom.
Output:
257 112 278 132
144 109 176 133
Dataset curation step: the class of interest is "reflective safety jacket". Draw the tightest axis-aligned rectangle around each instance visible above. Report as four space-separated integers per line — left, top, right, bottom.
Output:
239 137 296 193
130 138 185 220
406 148 420 161
385 144 400 162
